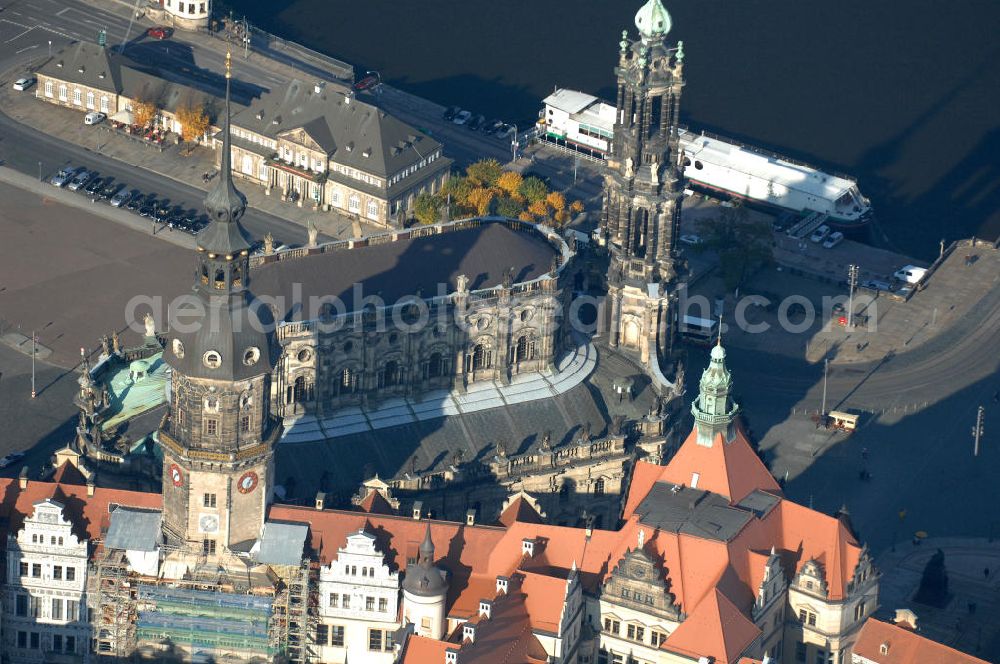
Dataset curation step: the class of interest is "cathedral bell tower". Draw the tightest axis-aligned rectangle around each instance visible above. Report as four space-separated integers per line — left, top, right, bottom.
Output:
159 51 278 559
602 0 686 386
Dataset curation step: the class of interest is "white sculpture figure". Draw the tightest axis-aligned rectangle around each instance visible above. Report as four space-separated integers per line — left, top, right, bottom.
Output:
143 313 156 338
624 157 634 178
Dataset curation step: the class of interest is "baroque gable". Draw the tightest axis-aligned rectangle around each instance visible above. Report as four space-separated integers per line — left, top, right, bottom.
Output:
602 541 682 620
278 126 325 153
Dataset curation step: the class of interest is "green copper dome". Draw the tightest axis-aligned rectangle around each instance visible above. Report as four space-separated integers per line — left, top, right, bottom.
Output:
635 0 672 39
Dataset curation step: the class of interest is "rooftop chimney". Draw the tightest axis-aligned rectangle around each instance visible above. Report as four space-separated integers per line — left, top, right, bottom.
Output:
465 509 476 526
412 501 423 520
496 575 509 594
315 492 326 510
478 600 492 619
445 649 458 664
87 480 95 497
18 466 28 489
462 623 475 643
521 538 536 557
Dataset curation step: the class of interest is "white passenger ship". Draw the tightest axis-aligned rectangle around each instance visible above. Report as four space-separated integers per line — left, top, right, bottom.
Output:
540 89 872 227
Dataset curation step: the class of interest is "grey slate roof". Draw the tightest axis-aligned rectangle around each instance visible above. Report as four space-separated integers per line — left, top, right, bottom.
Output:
273 349 660 498
251 223 558 319
36 41 121 94
106 508 162 552
256 521 308 566
231 79 442 178
633 483 753 542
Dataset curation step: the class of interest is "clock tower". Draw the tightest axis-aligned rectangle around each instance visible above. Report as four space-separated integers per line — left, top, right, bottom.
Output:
159 52 278 561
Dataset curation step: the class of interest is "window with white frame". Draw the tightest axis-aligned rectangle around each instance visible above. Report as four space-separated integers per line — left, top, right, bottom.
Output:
44 80 53 97
100 96 109 112
331 189 341 207
366 200 378 219
242 154 253 176
73 88 81 105
258 161 269 181
58 84 67 101
348 194 360 213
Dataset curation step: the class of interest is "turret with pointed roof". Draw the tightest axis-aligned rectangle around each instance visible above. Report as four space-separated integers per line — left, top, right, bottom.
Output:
691 339 739 446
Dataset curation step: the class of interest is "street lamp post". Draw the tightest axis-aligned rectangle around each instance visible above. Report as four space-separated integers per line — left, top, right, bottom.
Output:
38 161 42 182
511 124 518 162
847 264 859 328
30 331 36 399
821 358 829 416
973 405 985 456
48 40 51 57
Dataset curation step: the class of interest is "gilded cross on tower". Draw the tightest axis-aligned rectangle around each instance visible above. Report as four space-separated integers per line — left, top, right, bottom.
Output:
225 49 232 79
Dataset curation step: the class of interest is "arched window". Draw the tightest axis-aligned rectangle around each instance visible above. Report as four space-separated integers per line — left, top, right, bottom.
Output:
515 335 536 363
340 367 356 393
214 269 226 289
426 352 443 379
379 360 400 388
471 344 492 371
86 91 95 109
348 194 360 213
242 154 253 176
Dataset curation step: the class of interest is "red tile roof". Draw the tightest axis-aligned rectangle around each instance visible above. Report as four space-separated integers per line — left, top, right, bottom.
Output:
519 571 569 634
852 618 990 664
358 489 397 515
650 425 781 505
498 494 544 527
399 634 451 664
661 588 761 664
0 472 162 545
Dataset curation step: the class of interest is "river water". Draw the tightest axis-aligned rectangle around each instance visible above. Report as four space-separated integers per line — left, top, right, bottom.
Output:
229 0 1000 260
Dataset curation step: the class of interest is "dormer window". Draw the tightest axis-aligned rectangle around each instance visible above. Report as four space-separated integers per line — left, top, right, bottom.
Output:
880 643 890 655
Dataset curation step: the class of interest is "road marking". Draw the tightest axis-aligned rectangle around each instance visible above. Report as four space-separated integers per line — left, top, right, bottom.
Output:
5 28 34 43
15 44 39 54
0 18 32 30
56 6 71 16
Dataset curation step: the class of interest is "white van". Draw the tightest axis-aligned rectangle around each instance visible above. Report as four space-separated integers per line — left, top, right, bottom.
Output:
893 265 927 285
84 111 106 125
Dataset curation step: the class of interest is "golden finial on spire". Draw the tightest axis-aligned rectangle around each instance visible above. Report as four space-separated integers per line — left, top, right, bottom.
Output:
225 49 232 79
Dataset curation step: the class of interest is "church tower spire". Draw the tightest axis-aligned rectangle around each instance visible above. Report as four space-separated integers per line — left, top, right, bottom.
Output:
602 0 687 393
691 341 739 446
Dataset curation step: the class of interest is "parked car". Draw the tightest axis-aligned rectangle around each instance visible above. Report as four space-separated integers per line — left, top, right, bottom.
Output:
353 74 378 91
467 114 486 131
67 170 93 191
679 234 704 246
893 264 927 285
139 201 158 218
84 176 106 194
494 123 515 139
110 188 133 207
452 110 472 125
0 452 25 469
822 231 844 249
101 181 124 200
146 26 171 40
12 77 35 91
861 279 893 292
49 166 81 188
809 224 831 243
84 111 106 125
125 194 143 211
442 106 461 121
482 119 504 135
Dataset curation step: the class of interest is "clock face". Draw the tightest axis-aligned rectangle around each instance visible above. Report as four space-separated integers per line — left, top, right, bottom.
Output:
199 514 219 534
169 464 184 487
238 471 259 494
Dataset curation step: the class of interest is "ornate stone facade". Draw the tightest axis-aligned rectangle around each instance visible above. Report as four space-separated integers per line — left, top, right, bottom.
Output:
255 219 573 417
601 0 687 389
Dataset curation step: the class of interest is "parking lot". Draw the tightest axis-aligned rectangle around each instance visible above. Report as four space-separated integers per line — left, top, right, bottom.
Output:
48 163 209 236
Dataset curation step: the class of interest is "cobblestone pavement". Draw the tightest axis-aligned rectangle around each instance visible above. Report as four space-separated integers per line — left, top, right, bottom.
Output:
875 537 1000 661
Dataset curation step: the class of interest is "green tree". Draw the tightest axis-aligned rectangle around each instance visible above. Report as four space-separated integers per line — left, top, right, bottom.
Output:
519 176 549 204
495 196 523 219
465 158 503 188
413 193 441 225
441 176 473 214
695 202 773 291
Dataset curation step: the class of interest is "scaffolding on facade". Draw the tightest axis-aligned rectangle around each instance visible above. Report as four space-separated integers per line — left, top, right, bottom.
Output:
267 560 317 663
91 539 307 663
93 547 138 661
